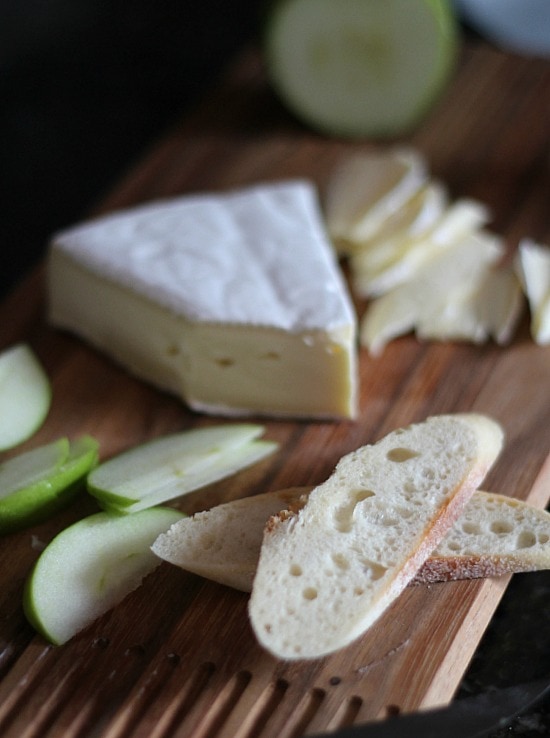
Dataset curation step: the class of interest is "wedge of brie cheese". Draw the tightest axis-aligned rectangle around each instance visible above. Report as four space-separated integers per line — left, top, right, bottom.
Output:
48 181 358 419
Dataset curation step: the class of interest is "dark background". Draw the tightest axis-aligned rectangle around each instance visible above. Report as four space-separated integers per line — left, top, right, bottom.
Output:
1 2 549 736
0 0 260 297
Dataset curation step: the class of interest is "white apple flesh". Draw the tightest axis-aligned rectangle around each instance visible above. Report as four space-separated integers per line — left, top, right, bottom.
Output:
0 343 52 451
87 424 278 514
23 507 184 645
263 0 459 139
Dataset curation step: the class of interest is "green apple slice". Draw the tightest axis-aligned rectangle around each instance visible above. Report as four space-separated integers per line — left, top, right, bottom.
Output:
23 507 183 645
0 436 99 535
263 0 459 139
87 424 278 514
0 343 52 451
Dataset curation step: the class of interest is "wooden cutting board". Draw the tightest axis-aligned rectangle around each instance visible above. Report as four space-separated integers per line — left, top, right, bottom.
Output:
1 38 550 738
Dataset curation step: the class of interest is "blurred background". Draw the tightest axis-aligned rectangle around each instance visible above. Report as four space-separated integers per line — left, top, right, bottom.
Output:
0 0 260 297
4 1 549 299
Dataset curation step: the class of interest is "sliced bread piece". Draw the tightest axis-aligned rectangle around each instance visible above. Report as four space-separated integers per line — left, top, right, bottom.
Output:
152 488 550 592
152 487 308 592
415 491 550 584
248 413 504 660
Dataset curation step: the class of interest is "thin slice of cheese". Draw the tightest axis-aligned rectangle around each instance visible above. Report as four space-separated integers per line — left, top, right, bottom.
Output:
47 181 358 420
515 238 550 345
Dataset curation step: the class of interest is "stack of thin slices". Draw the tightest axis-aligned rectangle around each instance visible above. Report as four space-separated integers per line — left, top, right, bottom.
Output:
322 148 550 354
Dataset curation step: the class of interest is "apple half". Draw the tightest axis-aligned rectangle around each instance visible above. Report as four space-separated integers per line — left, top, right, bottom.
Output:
263 0 459 139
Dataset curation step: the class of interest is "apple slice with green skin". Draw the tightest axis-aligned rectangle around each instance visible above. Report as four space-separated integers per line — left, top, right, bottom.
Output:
23 507 184 645
87 424 278 514
263 0 459 139
0 436 99 535
0 343 52 451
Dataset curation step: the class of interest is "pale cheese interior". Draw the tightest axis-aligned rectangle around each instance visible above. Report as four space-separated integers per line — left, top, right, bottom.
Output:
49 252 357 419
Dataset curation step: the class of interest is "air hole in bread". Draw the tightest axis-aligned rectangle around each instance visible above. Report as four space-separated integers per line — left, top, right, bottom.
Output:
333 489 376 532
282 639 300 654
361 560 388 581
462 522 481 535
332 552 350 570
354 587 365 596
199 533 217 550
490 520 513 535
303 587 318 600
517 531 537 549
402 482 425 504
395 505 413 519
386 447 420 462
447 540 461 552
290 564 303 577
539 534 549 545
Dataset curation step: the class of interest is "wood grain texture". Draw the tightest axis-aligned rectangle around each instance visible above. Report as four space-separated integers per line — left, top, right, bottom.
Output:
0 39 549 737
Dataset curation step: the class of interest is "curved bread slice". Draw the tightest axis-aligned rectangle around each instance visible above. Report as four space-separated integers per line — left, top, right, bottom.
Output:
248 413 504 660
416 491 550 584
152 488 550 592
152 488 308 592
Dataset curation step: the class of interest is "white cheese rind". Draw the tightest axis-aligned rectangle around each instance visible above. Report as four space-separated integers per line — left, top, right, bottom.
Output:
48 181 358 420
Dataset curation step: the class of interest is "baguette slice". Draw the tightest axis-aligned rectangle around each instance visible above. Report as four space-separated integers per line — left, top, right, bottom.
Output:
248 413 504 660
415 491 550 584
152 488 550 592
152 488 309 592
